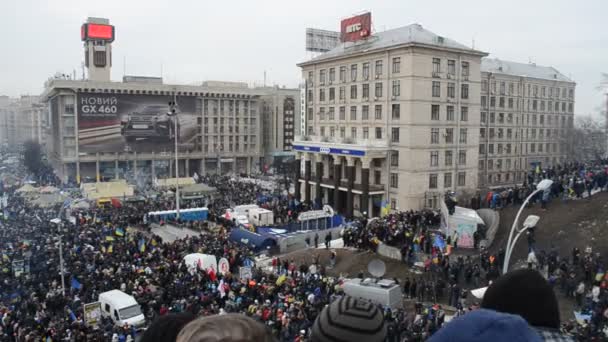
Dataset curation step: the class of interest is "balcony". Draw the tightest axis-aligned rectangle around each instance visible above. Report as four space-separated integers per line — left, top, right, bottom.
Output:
293 135 389 159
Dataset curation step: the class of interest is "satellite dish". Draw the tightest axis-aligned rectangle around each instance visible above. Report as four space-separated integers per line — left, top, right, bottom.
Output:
367 259 386 278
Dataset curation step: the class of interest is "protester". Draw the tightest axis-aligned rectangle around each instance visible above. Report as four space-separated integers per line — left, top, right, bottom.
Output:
176 314 275 342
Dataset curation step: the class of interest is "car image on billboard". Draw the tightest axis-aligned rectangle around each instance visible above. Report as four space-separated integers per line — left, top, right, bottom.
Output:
77 93 198 154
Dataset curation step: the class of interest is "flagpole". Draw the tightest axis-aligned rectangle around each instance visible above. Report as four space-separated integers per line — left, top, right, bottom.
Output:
59 222 65 297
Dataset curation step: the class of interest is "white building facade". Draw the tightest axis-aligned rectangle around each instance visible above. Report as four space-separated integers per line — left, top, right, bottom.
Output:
478 58 575 188
294 24 487 217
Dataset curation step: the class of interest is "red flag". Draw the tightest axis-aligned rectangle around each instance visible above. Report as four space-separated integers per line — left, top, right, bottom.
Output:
207 268 217 282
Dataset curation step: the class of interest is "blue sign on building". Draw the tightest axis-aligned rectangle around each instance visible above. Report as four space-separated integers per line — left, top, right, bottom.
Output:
293 145 365 156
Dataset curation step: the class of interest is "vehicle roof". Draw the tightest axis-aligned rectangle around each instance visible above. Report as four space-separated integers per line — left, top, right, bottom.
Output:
99 290 138 306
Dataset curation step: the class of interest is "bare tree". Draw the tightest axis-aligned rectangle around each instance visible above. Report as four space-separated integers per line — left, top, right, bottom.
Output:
567 115 607 161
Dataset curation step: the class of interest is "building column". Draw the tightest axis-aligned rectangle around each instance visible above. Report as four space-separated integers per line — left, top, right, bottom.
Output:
294 152 301 201
114 155 119 180
185 159 190 177
333 156 342 212
315 155 323 208
133 152 138 175
247 156 251 175
200 158 206 176
169 159 174 178
361 157 371 217
346 157 355 219
95 153 100 182
76 161 81 184
304 153 312 204
151 153 156 180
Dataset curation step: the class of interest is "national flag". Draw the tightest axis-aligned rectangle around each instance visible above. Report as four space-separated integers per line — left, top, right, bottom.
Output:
71 277 82 290
115 227 125 237
107 245 113 254
105 236 114 242
68 308 76 321
535 165 541 174
138 238 146 253
150 238 158 247
207 268 217 282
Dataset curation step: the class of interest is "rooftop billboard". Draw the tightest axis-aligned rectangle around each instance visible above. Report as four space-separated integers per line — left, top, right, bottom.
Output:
340 12 372 43
77 93 197 154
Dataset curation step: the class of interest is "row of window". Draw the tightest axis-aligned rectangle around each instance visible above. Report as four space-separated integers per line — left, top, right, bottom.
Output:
431 81 469 99
430 128 468 144
432 58 470 77
309 104 402 121
317 126 402 142
427 172 467 189
429 150 467 167
309 81 402 102
481 112 572 128
480 142 560 155
479 159 519 171
430 104 469 121
482 80 574 100
309 58 403 86
481 127 565 141
481 96 574 113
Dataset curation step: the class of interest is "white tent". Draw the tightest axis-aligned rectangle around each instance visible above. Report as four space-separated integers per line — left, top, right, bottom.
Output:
16 184 37 193
440 201 485 249
183 253 218 273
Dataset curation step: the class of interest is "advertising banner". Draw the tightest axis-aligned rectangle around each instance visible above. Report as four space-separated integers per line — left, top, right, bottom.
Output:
77 93 198 153
340 12 372 42
83 302 102 329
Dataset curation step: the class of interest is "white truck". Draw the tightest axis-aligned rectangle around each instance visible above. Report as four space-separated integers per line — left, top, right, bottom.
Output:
342 278 402 309
247 208 274 226
99 290 146 329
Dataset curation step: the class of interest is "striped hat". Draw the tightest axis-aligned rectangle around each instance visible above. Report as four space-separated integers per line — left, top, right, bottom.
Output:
311 296 386 342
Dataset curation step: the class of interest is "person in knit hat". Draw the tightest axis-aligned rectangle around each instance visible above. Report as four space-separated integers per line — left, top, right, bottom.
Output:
311 296 386 342
429 309 542 342
481 269 573 341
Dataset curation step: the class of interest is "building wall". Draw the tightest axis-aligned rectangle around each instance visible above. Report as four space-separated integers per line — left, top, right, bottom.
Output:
41 79 297 182
478 72 575 188
300 45 483 210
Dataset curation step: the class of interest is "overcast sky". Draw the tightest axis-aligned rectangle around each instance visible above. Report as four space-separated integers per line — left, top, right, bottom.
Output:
1 0 606 116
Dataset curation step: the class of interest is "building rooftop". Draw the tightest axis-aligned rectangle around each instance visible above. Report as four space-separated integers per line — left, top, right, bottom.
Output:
298 23 487 66
481 58 573 83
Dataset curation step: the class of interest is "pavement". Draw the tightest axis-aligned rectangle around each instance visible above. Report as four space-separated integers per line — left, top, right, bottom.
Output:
149 223 201 242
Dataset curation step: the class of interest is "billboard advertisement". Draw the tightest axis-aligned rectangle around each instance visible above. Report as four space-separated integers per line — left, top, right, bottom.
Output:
306 28 340 52
77 93 198 153
340 12 372 42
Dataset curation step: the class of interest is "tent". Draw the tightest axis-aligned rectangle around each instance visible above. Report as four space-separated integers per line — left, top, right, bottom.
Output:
39 186 59 194
180 183 217 200
154 177 196 189
183 253 218 273
81 180 134 200
440 201 485 249
229 228 277 253
16 184 37 193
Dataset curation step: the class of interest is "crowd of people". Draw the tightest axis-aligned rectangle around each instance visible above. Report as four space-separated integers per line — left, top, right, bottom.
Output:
1 148 608 341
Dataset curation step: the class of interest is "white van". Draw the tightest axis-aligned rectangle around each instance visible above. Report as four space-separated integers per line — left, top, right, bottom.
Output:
342 278 402 309
99 290 146 329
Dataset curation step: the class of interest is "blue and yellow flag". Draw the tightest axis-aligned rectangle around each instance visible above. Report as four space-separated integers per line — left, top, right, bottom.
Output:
105 236 114 242
138 238 146 253
115 227 125 237
150 238 158 247
107 245 113 254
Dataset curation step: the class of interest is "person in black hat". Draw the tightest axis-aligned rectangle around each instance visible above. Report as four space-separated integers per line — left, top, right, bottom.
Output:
311 296 386 342
481 269 573 341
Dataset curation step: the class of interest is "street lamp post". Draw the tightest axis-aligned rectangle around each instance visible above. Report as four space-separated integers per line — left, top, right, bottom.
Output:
502 179 553 274
169 94 180 221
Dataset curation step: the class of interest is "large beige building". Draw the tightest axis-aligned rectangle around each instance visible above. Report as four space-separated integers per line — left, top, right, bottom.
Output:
478 58 575 188
40 17 299 183
294 24 487 217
